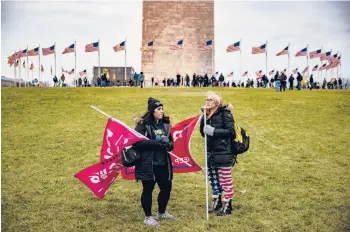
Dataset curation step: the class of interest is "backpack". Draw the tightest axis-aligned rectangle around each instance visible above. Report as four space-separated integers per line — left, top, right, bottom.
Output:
122 147 140 167
220 111 250 156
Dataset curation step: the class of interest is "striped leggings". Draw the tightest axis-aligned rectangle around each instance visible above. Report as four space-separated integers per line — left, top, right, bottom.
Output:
208 167 234 201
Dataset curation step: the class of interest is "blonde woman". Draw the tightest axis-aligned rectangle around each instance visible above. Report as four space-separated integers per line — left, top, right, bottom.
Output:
200 91 236 216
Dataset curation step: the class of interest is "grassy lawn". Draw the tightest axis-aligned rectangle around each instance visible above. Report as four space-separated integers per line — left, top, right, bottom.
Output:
1 87 350 232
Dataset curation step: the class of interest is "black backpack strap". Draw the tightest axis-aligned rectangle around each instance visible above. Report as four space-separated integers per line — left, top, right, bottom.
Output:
145 124 152 139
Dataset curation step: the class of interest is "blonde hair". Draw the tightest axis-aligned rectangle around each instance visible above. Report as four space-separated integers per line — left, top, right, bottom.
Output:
206 91 222 106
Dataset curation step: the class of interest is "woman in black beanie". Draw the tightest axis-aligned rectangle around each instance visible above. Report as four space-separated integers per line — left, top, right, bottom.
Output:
133 97 175 227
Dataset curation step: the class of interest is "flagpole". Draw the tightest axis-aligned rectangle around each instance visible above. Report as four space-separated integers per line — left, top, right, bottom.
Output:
212 39 214 77
240 38 242 85
54 42 57 77
39 44 41 85
124 37 127 85
98 38 101 80
75 40 77 86
306 44 309 68
265 40 268 75
14 50 16 83
19 55 22 88
288 42 290 75
27 46 29 87
203 109 209 221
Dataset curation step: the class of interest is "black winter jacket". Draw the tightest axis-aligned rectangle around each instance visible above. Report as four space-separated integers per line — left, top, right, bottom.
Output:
200 105 235 168
133 121 174 181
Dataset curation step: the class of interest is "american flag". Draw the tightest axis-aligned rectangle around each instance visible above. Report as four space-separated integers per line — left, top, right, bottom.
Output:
309 48 322 59
227 72 233 77
198 40 213 51
7 56 15 66
338 55 341 64
320 51 332 61
15 60 19 67
276 46 289 56
27 47 39 56
312 65 319 71
282 68 287 74
42 45 55 56
169 40 183 50
62 44 75 54
30 63 34 70
41 65 44 72
242 71 248 77
23 61 25 68
255 70 262 76
292 68 298 74
141 41 154 51
252 44 266 54
256 70 263 80
295 47 307 57
79 70 87 77
85 42 99 52
16 49 28 58
325 62 335 70
226 41 240 53
268 69 275 75
302 66 309 74
319 63 327 71
330 53 338 62
68 69 74 75
113 41 126 52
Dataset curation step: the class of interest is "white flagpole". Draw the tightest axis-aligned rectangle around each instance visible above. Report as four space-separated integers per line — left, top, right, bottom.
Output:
98 38 101 80
54 42 57 77
203 108 209 221
125 37 127 85
240 38 242 85
26 46 29 87
306 44 309 68
288 42 290 75
265 40 268 75
19 54 21 87
39 44 41 84
212 40 214 77
75 40 77 85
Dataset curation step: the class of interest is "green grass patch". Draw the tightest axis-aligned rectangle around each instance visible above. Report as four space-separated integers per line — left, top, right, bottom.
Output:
2 87 350 232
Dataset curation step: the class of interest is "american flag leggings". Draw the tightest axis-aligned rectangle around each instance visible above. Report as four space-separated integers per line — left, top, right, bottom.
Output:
208 167 234 201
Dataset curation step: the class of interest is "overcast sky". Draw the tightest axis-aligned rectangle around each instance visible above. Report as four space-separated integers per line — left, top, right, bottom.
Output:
1 1 349 83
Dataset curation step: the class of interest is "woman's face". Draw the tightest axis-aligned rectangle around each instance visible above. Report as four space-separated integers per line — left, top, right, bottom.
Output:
153 106 164 120
206 96 217 109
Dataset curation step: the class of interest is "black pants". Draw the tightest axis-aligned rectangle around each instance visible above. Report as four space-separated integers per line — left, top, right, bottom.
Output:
289 82 293 90
141 165 172 217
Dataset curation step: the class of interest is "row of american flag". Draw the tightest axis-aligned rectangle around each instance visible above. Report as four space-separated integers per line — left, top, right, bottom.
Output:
11 59 87 77
7 39 342 74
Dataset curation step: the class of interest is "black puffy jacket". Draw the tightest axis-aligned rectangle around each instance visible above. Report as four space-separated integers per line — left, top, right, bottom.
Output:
133 121 173 181
200 105 235 168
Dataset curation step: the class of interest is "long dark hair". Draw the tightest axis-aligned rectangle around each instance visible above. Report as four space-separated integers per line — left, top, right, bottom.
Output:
137 111 170 125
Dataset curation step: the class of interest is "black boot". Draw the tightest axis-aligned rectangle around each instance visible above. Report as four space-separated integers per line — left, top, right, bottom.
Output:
216 199 232 216
208 195 222 214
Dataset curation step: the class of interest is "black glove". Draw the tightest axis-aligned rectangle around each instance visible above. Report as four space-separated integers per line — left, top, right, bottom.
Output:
159 136 169 143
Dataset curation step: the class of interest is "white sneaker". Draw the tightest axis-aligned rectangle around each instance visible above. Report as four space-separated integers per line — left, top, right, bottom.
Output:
158 211 176 220
143 216 160 227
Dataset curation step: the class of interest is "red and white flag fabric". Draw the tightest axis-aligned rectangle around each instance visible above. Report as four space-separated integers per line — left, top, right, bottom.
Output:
242 71 248 77
85 42 99 52
42 45 55 56
276 46 289 56
312 65 318 71
292 68 298 74
227 72 233 77
268 69 275 75
16 49 28 58
198 40 213 51
302 66 309 74
309 49 322 59
27 47 39 56
169 40 183 50
62 43 75 54
252 44 266 54
75 115 202 198
79 70 87 77
75 118 147 198
226 41 240 53
319 63 327 71
67 69 74 75
30 63 34 70
22 61 26 68
295 47 307 57
122 115 202 180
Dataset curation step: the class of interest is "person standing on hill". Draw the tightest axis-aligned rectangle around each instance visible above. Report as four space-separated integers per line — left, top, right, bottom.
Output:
200 91 236 216
289 74 294 90
139 72 145 88
133 97 175 227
